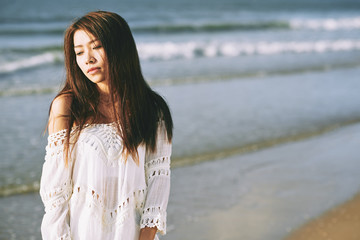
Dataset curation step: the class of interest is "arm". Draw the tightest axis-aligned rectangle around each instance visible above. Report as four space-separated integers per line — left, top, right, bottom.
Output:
140 120 172 240
40 95 73 239
139 227 158 240
47 94 72 134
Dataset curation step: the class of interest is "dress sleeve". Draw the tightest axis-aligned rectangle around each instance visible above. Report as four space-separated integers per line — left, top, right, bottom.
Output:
140 120 172 235
40 129 73 240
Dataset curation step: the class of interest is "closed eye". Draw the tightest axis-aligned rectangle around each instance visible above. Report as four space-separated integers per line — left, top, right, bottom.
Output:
75 51 83 56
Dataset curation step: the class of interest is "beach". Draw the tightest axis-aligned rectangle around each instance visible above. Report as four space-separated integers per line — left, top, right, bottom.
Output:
2 65 360 240
1 118 359 239
286 193 360 240
162 122 360 240
1 0 360 239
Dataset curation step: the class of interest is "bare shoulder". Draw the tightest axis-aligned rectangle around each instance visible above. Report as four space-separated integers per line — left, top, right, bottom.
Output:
48 94 73 135
51 94 72 116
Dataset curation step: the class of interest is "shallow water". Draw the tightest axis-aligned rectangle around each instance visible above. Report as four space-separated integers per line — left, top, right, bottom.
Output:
1 0 360 238
164 123 360 240
2 66 360 197
2 121 360 240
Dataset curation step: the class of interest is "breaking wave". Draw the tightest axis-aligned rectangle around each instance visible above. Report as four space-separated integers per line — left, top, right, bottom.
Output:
2 39 360 74
1 16 360 36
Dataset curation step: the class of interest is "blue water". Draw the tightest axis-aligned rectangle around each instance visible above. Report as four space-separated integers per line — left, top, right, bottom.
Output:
1 0 360 238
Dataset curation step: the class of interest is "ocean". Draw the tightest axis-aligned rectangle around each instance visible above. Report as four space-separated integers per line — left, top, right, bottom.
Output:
1 0 360 239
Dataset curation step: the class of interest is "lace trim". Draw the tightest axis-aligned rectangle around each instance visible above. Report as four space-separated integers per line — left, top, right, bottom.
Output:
45 145 64 162
41 179 73 212
47 123 118 147
45 130 68 162
146 156 170 169
140 206 167 235
146 156 171 180
75 123 126 166
48 129 67 147
72 185 146 226
81 132 123 166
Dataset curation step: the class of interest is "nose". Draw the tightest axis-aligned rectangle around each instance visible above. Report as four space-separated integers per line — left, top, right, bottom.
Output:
85 52 96 64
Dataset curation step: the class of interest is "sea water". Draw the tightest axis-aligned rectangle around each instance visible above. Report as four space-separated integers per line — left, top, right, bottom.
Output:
0 0 360 238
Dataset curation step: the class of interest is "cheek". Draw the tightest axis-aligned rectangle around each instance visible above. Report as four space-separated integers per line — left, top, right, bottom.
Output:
76 57 87 74
98 50 107 65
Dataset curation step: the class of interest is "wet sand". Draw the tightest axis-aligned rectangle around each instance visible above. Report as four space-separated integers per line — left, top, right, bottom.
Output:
164 122 360 240
285 193 360 240
1 121 360 240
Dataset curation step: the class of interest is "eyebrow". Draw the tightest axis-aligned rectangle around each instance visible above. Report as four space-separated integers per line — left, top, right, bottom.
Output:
74 39 99 48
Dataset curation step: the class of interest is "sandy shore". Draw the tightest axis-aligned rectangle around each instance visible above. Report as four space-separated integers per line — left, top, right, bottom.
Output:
164 122 360 240
285 193 360 240
1 121 360 240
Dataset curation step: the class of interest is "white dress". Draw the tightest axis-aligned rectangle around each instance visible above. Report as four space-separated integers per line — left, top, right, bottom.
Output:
39 121 171 240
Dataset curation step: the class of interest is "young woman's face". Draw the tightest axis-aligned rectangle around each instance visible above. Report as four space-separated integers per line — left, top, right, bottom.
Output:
73 30 108 86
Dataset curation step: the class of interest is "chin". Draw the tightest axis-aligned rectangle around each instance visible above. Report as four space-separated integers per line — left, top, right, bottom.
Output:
87 76 105 84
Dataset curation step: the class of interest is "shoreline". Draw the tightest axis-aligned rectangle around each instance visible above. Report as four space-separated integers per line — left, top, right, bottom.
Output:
164 122 360 240
2 118 360 198
1 122 360 239
3 66 360 199
285 192 360 240
171 117 360 168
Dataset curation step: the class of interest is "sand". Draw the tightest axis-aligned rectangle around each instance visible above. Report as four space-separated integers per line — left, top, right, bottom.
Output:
164 122 360 240
285 193 360 240
1 119 360 240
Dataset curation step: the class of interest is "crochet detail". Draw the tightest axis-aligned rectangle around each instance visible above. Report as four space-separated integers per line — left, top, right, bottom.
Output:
72 186 146 227
146 156 170 169
140 206 167 235
40 123 171 238
41 179 73 212
48 129 67 147
80 124 124 166
45 129 68 162
146 156 171 180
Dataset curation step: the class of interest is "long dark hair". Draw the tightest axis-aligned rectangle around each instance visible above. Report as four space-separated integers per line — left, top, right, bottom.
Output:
50 11 173 165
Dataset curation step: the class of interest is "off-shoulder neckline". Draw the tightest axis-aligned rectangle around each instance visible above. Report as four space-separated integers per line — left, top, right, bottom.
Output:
48 122 117 138
48 119 164 138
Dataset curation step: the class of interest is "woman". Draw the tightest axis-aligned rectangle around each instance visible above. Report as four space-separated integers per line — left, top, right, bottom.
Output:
39 11 173 240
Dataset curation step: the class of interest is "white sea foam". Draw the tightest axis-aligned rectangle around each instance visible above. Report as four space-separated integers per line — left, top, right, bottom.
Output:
0 52 63 74
290 17 360 30
2 39 360 74
137 39 360 61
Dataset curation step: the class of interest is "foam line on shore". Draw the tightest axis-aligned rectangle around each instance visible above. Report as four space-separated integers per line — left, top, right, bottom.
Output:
151 61 360 86
0 181 40 198
164 120 360 240
171 118 360 167
2 62 360 98
2 118 360 198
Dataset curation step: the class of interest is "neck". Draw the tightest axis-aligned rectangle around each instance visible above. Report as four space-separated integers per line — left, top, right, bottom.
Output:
96 82 112 103
96 82 110 95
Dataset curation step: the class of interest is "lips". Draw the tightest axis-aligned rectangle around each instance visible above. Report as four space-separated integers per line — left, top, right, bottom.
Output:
87 67 100 74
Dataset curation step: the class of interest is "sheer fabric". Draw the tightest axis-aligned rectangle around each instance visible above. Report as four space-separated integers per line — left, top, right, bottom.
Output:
40 121 171 240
